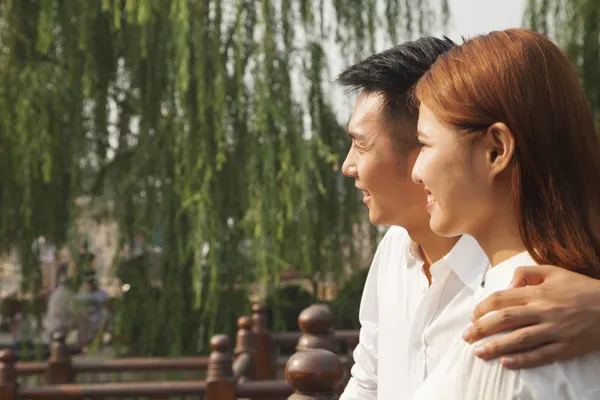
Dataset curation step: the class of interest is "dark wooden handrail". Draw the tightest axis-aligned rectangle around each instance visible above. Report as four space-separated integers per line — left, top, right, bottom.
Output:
21 380 296 399
270 331 301 346
271 329 359 347
66 357 209 373
14 362 45 376
16 356 209 376
237 380 293 397
336 330 360 345
19 380 207 398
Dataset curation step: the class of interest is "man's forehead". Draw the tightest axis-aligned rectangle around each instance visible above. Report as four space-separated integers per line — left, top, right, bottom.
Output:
348 112 375 140
349 93 385 130
355 90 386 110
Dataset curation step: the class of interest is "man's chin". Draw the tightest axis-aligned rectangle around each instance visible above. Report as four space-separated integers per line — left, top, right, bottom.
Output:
368 211 388 227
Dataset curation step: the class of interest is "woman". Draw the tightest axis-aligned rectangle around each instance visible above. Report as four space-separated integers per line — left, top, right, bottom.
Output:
410 29 600 399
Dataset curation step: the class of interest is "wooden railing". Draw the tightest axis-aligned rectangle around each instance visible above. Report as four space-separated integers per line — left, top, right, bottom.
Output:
253 303 358 380
0 336 346 399
1 302 359 399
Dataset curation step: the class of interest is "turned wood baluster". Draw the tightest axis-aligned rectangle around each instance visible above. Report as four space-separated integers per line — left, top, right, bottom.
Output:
45 330 75 384
0 349 17 400
286 348 344 400
297 304 339 353
206 334 236 400
234 315 255 382
252 304 275 379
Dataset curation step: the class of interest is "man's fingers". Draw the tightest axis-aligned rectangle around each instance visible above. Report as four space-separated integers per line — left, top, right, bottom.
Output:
463 306 540 343
472 287 532 321
471 324 556 361
499 342 569 369
509 265 555 288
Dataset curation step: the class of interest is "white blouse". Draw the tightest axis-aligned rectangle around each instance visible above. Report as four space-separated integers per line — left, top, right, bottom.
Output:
411 251 600 400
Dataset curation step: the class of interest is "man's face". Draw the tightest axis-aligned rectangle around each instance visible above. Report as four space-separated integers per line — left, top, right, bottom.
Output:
342 91 430 229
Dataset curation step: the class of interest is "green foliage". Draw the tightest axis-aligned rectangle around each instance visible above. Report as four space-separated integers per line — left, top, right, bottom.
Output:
526 0 600 127
0 0 448 355
266 284 316 332
329 267 369 330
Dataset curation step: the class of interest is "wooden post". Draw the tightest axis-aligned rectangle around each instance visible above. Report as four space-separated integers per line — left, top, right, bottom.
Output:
234 315 255 381
251 304 275 379
206 334 236 400
0 349 17 400
286 348 343 400
297 304 339 353
45 330 75 384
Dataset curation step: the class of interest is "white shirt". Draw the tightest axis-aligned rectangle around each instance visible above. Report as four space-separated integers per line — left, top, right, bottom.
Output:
340 226 489 400
411 251 600 400
39 241 56 264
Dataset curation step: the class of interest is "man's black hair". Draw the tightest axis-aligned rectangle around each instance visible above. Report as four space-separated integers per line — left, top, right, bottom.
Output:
336 36 456 154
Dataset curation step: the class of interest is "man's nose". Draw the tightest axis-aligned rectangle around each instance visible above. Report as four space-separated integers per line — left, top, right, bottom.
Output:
342 160 358 177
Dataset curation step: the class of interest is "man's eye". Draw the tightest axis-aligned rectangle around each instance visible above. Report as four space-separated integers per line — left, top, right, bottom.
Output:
353 141 366 151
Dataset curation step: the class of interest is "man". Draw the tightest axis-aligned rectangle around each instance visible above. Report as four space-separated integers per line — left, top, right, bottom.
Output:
337 37 600 399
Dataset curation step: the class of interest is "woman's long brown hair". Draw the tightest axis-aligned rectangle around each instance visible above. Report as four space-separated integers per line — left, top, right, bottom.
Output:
416 29 600 278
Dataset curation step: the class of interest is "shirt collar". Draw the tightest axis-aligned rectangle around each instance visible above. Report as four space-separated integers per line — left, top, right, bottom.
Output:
442 235 490 292
483 251 536 293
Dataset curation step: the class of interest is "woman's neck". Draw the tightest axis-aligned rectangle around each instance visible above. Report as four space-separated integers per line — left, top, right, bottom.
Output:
475 213 527 267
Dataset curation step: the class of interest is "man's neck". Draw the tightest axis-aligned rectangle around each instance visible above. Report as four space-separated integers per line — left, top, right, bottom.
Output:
410 230 460 264
408 229 461 285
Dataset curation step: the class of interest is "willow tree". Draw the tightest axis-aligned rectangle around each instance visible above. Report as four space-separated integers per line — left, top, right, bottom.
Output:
0 0 448 355
525 0 600 126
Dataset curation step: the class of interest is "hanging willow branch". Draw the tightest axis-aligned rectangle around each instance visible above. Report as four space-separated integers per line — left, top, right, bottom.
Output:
526 0 600 126
0 0 448 355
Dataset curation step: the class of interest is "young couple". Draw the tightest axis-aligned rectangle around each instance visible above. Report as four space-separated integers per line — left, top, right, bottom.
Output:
337 29 600 399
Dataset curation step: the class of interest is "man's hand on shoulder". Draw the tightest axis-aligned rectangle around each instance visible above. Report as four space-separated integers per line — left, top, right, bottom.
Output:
462 265 600 369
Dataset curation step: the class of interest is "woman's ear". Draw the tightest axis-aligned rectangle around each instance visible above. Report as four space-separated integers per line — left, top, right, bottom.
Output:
483 122 515 179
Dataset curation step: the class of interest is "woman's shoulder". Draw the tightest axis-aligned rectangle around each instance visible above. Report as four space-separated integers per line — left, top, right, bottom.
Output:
414 331 600 399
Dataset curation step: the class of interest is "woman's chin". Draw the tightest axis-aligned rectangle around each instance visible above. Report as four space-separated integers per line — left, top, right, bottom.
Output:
429 214 457 238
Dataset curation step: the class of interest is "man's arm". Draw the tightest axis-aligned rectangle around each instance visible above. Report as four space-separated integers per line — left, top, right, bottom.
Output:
462 265 600 369
340 250 381 400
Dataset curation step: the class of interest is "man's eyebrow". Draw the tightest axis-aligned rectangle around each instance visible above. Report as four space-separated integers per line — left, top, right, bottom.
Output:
416 129 428 138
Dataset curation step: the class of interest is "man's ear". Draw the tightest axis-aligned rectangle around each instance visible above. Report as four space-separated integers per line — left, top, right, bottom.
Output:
482 122 515 179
